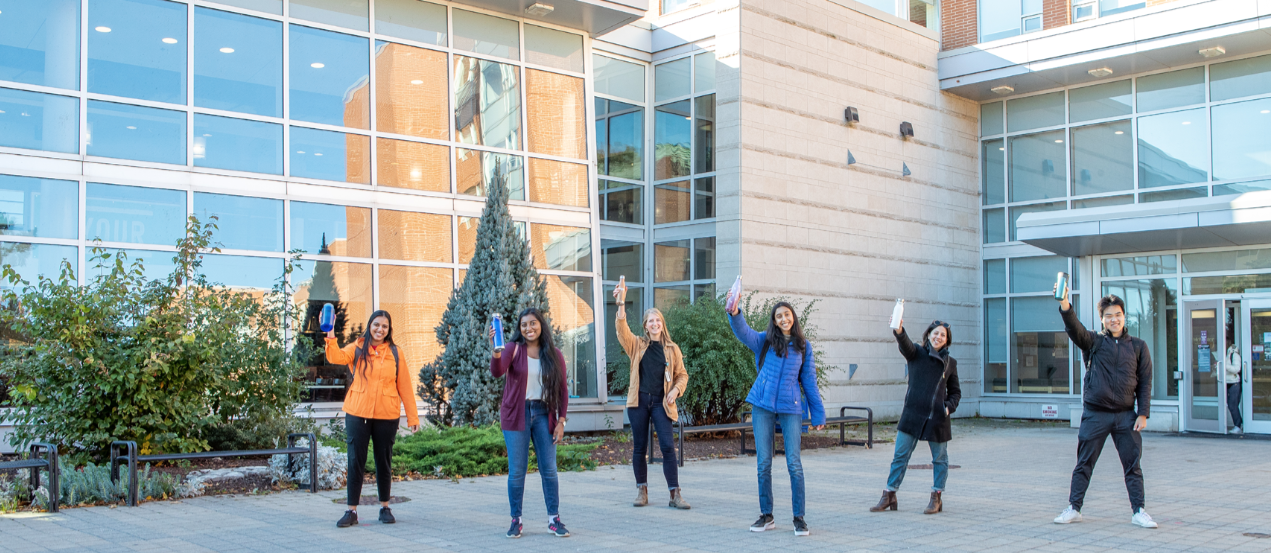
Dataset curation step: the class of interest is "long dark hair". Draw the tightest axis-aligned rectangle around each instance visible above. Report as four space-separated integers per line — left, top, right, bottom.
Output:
509 307 564 416
352 310 394 379
764 301 807 358
921 320 953 352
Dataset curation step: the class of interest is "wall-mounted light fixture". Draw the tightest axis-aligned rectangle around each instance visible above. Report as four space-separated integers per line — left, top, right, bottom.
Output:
844 107 859 123
526 2 554 16
899 122 914 138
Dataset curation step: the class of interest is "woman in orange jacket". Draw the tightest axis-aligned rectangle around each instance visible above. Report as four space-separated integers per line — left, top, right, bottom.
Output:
325 310 420 528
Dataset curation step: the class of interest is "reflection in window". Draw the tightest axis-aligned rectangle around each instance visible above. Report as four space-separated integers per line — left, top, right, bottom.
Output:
544 275 597 398
655 101 691 180
981 102 1004 136
212 0 281 13
694 237 715 280
1010 256 1066 293
378 210 451 263
1011 296 1070 394
654 57 691 103
0 175 77 239
193 114 283 175
1102 255 1176 277
290 126 371 184
1007 92 1064 133
1212 98 1271 181
596 100 644 180
1136 67 1205 113
455 148 524 200
1099 0 1144 16
376 138 449 192
194 7 282 117
374 41 448 141
87 100 186 164
1071 120 1132 196
983 208 1006 243
1214 179 1271 196
452 9 519 60
457 216 479 265
290 0 368 31
604 284 643 365
527 69 586 160
1210 54 1271 102
909 0 938 30
594 55 644 103
694 95 715 173
0 88 78 154
1068 80 1131 123
1182 247 1271 272
1137 108 1208 188
980 0 1021 42
1103 279 1177 399
97 248 175 281
982 139 1004 204
984 298 1007 393
86 183 186 246
655 240 690 283
88 0 186 104
454 56 521 150
199 254 281 289
379 265 452 386
194 192 283 252
1009 202 1063 241
0 0 80 90
1009 130 1066 202
1072 195 1133 209
0 243 77 289
1140 186 1206 203
662 0 696 15
375 0 446 46
655 182 691 224
694 52 716 93
695 177 715 219
525 25 584 73
602 241 642 282
1185 273 1271 295
288 24 370 128
528 158 588 208
290 201 371 258
984 259 1006 294
655 285 690 311
532 224 591 272
600 180 642 225
295 259 373 403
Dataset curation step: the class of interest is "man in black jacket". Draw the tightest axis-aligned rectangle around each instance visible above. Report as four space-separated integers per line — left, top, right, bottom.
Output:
1052 286 1157 529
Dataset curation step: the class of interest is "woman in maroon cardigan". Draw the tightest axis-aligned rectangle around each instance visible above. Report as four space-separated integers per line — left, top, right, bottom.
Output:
489 307 571 539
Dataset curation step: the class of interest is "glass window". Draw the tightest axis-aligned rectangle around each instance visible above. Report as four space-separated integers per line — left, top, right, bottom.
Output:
379 265 451 372
662 0 695 14
377 210 451 262
1137 108 1208 188
374 0 446 46
1007 92 1064 133
1010 256 1066 293
376 137 449 192
655 182 691 224
374 41 448 140
456 216 478 265
655 285 690 310
981 102 1004 136
1140 186 1206 203
290 126 371 184
1073 195 1133 209
86 183 186 246
601 180 642 225
984 258 1006 294
87 100 186 164
1212 97 1271 181
544 275 597 398
1009 202 1064 241
594 55 645 103
909 0 938 30
1101 255 1176 277
289 201 371 257
694 237 715 280
1182 247 1271 273
526 69 586 160
194 7 282 117
193 193 282 252
655 239 690 282
0 175 77 239
200 253 281 289
983 207 1006 243
1136 67 1204 113
695 95 715 173
655 100 691 180
979 0 1021 42
1069 80 1131 123
452 9 518 60
1213 179 1271 197
654 58 691 102
982 139 1005 205
0 0 80 90
454 56 521 151
1099 0 1144 16
598 101 644 180
193 114 283 175
525 25 583 73
695 177 715 219
694 52 716 93
289 0 367 31
984 298 1007 393
602 240 642 282
88 0 186 104
1071 120 1133 196
1011 296 1071 394
289 24 370 128
1184 273 1271 295
294 259 372 402
1009 130 1066 202
0 243 77 289
1102 279 1177 399
209 0 281 14
528 158 588 208
532 224 591 272
0 88 78 154
857 0 897 11
96 248 176 281
455 148 524 200
604 284 642 362
1210 53 1271 102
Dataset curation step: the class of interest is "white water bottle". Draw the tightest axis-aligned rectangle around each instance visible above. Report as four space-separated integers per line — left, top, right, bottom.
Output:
889 299 905 330
726 275 743 313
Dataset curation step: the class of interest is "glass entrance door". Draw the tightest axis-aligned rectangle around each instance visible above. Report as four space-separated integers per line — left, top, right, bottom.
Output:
1182 300 1225 432
1243 300 1271 434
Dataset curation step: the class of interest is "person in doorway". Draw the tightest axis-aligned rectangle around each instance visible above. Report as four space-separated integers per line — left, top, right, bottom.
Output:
325 310 421 528
869 319 961 515
725 291 826 537
490 308 572 539
1225 334 1243 434
1052 286 1157 528
612 283 691 509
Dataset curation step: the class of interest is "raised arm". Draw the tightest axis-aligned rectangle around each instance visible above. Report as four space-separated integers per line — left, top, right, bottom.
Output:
490 342 516 378
1059 304 1097 354
728 310 766 353
799 345 826 426
614 309 641 357
893 326 920 362
325 338 357 365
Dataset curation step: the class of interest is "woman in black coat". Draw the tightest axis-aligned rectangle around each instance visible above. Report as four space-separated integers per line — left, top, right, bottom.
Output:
869 318 961 515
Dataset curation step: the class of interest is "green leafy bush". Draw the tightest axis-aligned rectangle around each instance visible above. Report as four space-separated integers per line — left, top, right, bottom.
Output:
391 425 597 478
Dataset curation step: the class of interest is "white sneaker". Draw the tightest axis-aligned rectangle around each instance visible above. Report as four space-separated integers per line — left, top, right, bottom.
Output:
1053 505 1082 524
1232 426 1243 434
1131 508 1158 528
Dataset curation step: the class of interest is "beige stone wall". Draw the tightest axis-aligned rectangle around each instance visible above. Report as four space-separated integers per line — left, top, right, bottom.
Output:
730 0 982 418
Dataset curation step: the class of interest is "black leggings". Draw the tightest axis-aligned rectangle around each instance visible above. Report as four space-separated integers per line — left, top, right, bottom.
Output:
629 392 679 489
346 414 398 506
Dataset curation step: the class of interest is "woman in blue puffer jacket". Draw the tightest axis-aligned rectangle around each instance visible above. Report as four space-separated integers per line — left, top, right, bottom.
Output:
726 291 826 537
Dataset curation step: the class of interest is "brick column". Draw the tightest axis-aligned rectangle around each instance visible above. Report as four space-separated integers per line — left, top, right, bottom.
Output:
941 0 979 50
1043 0 1070 30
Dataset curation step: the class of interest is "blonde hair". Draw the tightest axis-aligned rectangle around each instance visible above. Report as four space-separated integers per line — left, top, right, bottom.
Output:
642 307 675 345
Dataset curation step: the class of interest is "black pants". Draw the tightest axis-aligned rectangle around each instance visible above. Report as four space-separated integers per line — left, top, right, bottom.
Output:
1227 382 1243 428
346 414 398 506
629 392 678 489
1069 409 1144 513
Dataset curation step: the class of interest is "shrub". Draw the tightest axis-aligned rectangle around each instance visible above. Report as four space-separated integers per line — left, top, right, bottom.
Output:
391 425 597 478
269 438 346 491
1 462 178 511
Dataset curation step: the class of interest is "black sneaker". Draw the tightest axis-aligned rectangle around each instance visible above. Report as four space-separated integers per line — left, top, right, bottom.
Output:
379 507 395 524
793 516 809 536
507 517 522 538
336 510 358 528
549 516 571 537
750 513 775 532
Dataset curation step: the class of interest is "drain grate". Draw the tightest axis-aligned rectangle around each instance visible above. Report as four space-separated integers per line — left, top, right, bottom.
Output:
1244 533 1271 539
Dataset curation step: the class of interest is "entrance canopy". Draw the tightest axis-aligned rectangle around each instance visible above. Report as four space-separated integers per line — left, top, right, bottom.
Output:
1017 191 1271 257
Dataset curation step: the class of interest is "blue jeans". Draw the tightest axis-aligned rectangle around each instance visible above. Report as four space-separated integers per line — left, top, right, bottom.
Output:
503 400 559 518
752 407 806 517
885 430 949 492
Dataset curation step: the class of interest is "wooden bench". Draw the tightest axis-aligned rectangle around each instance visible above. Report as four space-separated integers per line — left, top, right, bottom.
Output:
647 406 874 467
0 442 59 512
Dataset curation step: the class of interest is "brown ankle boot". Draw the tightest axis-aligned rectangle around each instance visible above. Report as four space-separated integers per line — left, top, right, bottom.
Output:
633 486 648 507
923 491 942 514
869 490 897 512
669 489 691 510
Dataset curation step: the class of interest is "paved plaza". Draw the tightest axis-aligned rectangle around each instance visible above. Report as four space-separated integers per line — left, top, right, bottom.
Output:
3 421 1270 552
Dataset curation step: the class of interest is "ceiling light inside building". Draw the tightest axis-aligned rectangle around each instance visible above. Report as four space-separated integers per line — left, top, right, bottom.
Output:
162 37 178 44
220 47 234 53
991 85 1014 95
1115 131 1124 134
311 62 324 68
526 2 554 16
95 26 111 32
410 79 423 85
1087 67 1113 78
1199 46 1226 58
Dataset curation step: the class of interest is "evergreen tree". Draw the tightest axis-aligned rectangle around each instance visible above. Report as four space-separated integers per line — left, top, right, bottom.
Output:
419 165 549 426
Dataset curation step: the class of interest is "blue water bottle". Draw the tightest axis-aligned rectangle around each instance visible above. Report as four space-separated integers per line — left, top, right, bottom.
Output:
1054 272 1069 301
491 312 505 353
320 303 335 333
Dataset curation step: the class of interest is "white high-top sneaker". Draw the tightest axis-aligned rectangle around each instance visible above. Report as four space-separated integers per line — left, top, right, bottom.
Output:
1053 505 1082 524
1232 426 1243 434
1131 508 1158 528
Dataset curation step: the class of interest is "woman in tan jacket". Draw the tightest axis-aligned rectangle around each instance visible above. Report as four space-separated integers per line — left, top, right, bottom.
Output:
613 282 690 509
